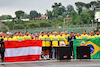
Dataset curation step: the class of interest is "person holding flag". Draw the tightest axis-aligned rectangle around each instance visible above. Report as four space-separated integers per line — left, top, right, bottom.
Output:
63 30 69 46
8 34 17 41
24 31 31 40
39 31 46 60
76 32 82 39
59 32 65 46
87 31 95 39
68 31 76 58
94 30 100 38
16 32 24 41
81 30 88 39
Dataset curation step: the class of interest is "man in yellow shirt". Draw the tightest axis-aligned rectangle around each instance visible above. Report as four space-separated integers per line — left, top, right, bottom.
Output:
81 30 88 39
76 33 82 39
3 34 8 41
94 31 100 38
45 32 52 60
51 32 59 59
59 32 65 46
87 31 95 39
39 31 46 60
63 30 69 46
8 35 17 41
13 32 19 39
17 32 24 41
24 31 31 40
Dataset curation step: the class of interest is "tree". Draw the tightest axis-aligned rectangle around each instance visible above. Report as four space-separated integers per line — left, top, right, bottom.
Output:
66 5 74 15
15 10 25 19
22 13 29 19
75 2 85 15
30 10 40 20
46 10 52 19
85 3 91 9
75 2 85 8
58 6 66 15
77 6 82 15
0 15 12 20
80 11 92 24
52 7 59 18
61 13 66 18
90 1 97 10
52 2 62 9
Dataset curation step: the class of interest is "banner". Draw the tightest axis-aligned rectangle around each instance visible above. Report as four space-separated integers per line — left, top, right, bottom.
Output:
73 38 100 59
4 40 42 62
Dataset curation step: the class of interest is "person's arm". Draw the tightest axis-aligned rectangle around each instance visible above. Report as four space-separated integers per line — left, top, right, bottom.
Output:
68 36 71 42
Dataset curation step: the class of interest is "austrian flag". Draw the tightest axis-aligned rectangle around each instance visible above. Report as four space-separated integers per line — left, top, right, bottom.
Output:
4 40 42 62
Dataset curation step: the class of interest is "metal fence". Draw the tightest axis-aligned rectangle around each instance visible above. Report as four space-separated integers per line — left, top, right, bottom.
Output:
10 23 97 34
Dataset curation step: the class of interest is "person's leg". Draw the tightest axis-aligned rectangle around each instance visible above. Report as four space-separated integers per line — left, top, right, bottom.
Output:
52 47 55 59
46 47 50 59
50 47 53 59
1 52 4 62
55 48 57 59
43 47 47 60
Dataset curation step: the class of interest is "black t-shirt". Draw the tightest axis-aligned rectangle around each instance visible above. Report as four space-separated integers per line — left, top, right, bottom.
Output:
68 36 76 46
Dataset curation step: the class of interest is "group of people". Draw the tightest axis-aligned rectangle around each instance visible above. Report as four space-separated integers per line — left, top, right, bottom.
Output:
0 30 100 61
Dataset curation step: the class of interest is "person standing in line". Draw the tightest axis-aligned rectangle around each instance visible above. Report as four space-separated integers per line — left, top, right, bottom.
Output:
39 32 46 60
87 31 95 39
63 30 69 46
68 32 76 58
76 33 82 39
51 32 59 59
81 30 88 39
45 32 52 60
24 31 31 40
94 30 100 38
58 32 65 46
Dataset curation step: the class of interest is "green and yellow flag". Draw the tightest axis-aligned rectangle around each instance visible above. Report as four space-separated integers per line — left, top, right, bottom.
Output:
73 38 100 59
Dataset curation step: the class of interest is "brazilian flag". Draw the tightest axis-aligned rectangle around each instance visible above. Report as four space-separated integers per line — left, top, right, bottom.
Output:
73 38 100 59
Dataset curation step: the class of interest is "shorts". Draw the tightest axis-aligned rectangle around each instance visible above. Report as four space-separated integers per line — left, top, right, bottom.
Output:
42 47 46 51
45 47 51 50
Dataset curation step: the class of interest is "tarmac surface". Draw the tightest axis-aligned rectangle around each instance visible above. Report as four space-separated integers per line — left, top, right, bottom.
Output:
0 59 100 67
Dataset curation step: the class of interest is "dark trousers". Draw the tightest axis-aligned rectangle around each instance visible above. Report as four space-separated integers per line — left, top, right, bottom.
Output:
1 51 4 60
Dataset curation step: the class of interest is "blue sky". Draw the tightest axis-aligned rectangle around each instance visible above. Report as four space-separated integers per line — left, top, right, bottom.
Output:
0 0 97 17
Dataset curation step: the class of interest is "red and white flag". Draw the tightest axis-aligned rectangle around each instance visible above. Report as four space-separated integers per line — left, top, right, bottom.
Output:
4 40 42 62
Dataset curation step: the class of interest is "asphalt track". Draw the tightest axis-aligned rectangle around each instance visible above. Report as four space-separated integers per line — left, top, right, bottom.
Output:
0 59 100 67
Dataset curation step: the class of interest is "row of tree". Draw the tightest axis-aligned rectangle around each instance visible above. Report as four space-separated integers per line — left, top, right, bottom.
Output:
1 0 100 26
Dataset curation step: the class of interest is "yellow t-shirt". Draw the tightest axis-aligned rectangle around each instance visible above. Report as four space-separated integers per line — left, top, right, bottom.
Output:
94 34 100 38
45 35 52 47
13 36 18 39
39 35 46 47
17 36 24 41
24 35 31 40
8 37 17 41
52 35 59 47
76 36 82 39
3 37 8 41
58 35 65 46
87 35 95 39
63 34 69 45
81 34 88 39
0 36 3 40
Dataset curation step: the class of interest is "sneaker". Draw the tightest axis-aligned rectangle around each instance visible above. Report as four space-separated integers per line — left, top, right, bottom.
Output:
43 56 47 60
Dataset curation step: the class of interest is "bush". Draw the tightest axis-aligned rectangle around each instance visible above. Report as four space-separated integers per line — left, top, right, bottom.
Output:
28 23 40 28
14 24 24 29
39 22 51 27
